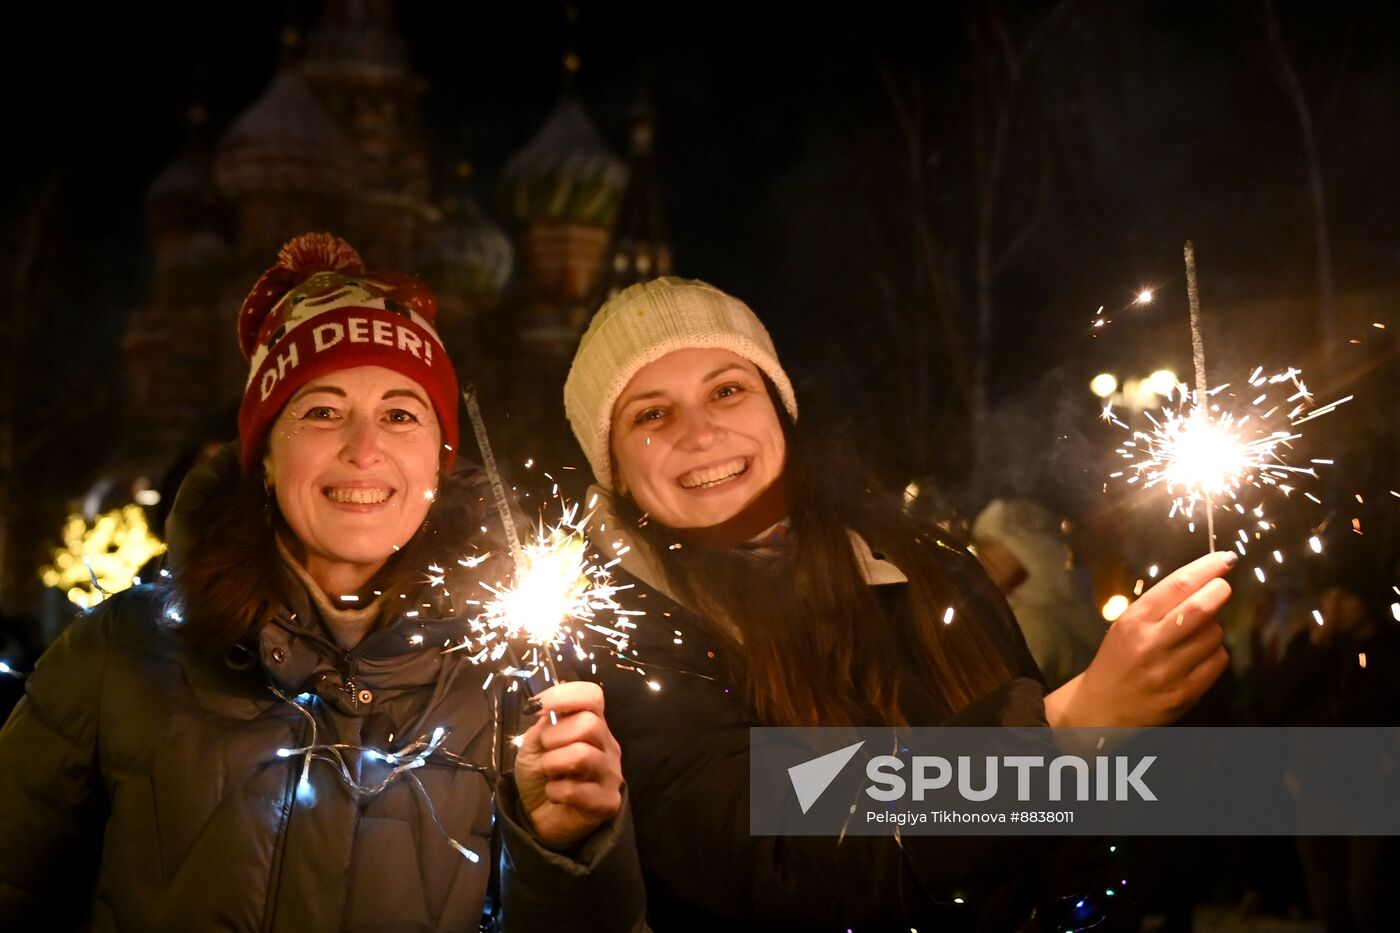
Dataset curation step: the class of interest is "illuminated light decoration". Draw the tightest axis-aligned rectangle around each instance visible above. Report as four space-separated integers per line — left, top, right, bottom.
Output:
272 688 488 860
1102 595 1130 622
38 504 167 608
297 771 317 805
0 660 23 679
1309 536 1323 554
1146 370 1178 397
1312 610 1324 626
450 840 481 863
942 607 956 625
1090 373 1119 398
1136 289 1155 305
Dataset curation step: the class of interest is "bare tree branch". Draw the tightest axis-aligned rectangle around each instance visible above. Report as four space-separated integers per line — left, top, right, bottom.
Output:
1263 0 1336 375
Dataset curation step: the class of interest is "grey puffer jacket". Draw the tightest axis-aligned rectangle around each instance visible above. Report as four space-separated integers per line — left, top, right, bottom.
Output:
0 449 645 932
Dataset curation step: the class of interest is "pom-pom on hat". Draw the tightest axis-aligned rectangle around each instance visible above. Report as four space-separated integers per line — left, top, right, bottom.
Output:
564 277 797 488
236 232 459 474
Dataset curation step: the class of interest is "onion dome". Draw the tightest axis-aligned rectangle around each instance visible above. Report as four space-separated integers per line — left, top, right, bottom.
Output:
214 66 356 198
303 0 413 80
417 193 514 301
147 105 225 235
499 95 626 229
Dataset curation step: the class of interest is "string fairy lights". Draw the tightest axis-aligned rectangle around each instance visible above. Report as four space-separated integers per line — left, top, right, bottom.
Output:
272 688 493 862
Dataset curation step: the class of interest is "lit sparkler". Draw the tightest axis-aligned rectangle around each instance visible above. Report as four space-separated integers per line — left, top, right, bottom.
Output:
1119 379 1320 546
458 388 634 697
472 503 632 673
1107 243 1349 552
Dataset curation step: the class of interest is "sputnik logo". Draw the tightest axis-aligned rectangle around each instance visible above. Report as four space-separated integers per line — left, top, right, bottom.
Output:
788 741 865 814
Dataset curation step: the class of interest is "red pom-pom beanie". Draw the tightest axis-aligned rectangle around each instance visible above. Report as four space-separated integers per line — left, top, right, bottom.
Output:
236 233 460 474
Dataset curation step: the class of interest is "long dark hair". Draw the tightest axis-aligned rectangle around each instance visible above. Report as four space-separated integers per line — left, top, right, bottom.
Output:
169 459 281 653
618 387 1015 727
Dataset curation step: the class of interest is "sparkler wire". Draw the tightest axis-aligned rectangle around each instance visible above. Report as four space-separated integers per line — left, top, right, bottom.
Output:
1183 241 1216 551
460 387 565 700
462 386 523 568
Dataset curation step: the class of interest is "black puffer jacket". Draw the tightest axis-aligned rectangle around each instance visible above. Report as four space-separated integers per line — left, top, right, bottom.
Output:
580 491 1114 932
0 449 645 932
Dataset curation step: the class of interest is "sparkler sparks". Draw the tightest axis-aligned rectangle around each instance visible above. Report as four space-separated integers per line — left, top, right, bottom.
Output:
1106 242 1349 552
1120 380 1323 535
475 506 628 654
452 502 634 688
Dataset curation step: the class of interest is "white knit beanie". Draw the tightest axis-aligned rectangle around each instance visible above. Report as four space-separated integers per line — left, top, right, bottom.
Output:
564 277 798 488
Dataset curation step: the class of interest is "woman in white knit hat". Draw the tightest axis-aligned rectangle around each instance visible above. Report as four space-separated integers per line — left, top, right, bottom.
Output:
564 276 1238 930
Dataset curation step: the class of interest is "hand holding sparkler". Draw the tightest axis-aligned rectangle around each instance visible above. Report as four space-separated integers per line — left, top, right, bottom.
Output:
512 681 625 848
1045 551 1236 729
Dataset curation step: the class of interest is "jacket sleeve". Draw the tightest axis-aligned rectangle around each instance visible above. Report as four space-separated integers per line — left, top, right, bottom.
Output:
0 606 111 928
494 775 647 932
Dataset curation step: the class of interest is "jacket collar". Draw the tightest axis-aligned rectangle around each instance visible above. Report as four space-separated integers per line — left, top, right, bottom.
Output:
584 484 909 605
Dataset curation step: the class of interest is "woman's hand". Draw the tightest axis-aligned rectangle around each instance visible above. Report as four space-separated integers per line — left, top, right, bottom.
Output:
513 681 624 849
1045 551 1236 729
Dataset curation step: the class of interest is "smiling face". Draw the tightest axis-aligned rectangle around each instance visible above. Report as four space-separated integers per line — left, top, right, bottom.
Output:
263 365 442 595
610 348 787 530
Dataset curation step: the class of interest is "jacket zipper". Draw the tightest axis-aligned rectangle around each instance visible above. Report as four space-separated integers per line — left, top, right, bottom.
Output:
262 712 313 933
342 649 360 708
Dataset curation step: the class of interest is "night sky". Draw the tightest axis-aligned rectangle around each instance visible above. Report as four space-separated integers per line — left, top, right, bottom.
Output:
4 0 1398 551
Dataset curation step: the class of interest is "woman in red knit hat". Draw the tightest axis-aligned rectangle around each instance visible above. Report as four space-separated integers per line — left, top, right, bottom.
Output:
0 234 644 931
